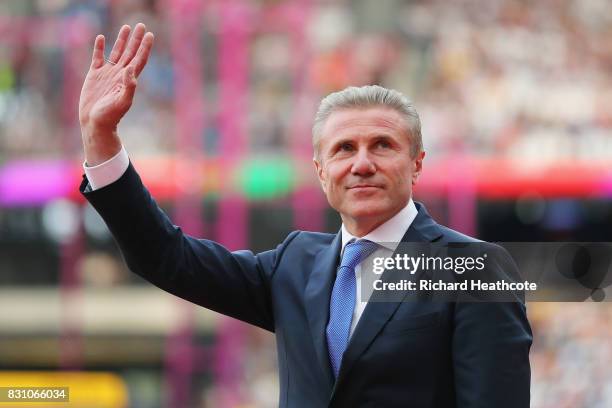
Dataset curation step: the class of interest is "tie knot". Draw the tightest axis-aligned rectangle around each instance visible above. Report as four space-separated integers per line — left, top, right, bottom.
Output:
340 239 379 270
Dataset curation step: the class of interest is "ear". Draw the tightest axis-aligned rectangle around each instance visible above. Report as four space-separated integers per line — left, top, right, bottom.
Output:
411 151 425 186
313 157 328 194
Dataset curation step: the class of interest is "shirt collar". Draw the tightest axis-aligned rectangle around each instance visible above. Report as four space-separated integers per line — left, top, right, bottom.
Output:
341 198 418 253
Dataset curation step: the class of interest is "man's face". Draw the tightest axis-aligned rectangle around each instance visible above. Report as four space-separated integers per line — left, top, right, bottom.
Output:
313 107 424 234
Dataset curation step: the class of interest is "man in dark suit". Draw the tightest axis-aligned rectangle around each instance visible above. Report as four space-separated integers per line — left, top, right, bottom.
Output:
79 24 532 407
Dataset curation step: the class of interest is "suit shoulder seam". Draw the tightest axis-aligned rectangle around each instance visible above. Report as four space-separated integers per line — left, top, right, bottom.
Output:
270 230 302 279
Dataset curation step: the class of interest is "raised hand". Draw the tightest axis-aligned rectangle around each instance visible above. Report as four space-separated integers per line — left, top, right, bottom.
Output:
79 23 154 166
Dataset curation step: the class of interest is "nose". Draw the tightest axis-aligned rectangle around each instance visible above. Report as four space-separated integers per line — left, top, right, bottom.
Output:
350 149 376 177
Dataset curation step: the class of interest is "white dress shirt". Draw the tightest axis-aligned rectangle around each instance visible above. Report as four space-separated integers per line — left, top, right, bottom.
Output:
84 147 419 336
83 146 130 191
340 200 418 336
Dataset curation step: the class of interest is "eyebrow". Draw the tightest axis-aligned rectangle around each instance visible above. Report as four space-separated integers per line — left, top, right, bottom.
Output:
371 134 396 142
330 134 396 146
325 134 397 157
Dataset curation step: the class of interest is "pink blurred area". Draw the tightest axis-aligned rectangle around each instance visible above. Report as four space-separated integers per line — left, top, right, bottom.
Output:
0 160 78 205
1 0 611 407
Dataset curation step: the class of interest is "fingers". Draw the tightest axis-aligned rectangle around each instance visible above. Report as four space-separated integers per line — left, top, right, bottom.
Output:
108 25 131 63
130 32 155 77
118 23 146 66
91 35 105 69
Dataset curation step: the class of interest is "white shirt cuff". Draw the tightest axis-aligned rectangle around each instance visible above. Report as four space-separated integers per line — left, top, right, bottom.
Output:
83 146 130 191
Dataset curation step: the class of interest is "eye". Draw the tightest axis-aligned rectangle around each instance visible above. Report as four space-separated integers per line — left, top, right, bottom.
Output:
339 142 354 152
376 140 392 149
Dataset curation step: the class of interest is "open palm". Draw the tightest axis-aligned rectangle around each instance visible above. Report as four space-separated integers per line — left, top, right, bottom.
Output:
79 23 154 131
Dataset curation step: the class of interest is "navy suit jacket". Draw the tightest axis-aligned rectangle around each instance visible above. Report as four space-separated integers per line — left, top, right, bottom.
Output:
81 163 532 408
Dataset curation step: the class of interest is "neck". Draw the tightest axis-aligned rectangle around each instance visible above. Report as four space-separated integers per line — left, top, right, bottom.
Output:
342 213 394 237
341 199 411 238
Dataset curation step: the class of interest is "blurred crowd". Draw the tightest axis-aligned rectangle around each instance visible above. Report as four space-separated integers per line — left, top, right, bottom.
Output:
1 0 611 407
530 303 612 408
0 0 611 162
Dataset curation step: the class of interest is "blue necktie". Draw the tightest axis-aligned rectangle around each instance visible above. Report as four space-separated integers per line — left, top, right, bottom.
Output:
326 239 379 378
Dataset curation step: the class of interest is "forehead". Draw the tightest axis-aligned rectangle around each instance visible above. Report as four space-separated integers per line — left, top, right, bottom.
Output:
320 107 409 143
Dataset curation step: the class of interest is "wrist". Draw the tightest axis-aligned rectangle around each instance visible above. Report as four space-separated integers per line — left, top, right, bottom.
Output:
81 124 122 166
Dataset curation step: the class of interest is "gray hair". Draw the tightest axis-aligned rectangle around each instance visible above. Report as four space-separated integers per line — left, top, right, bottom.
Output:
312 85 422 160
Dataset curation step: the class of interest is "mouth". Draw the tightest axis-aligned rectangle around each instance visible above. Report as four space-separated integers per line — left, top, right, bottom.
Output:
347 185 382 190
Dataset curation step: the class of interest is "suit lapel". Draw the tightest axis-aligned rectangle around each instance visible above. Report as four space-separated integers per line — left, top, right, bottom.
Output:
332 202 443 392
304 232 342 390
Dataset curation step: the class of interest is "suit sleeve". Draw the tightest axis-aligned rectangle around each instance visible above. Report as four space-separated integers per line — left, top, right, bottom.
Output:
81 162 299 332
452 245 533 408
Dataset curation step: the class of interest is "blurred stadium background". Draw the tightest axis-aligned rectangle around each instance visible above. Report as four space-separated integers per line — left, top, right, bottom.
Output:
1 0 611 406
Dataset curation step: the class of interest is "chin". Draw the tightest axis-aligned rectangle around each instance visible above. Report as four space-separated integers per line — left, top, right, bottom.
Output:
344 204 390 220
